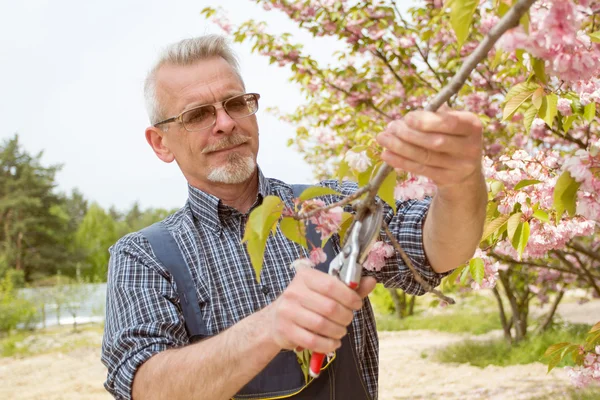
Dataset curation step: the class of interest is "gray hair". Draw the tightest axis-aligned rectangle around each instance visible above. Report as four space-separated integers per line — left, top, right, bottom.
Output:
144 35 244 126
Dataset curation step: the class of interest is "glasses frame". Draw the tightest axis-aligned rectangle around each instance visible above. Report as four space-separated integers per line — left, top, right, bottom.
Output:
153 92 261 132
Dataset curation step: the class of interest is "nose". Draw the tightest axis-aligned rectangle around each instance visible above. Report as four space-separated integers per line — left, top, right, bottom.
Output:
213 106 236 135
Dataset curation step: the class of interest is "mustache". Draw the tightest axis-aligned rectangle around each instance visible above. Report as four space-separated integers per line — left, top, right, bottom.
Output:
202 134 249 154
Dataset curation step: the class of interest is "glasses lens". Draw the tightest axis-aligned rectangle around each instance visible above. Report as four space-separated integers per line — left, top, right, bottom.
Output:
225 94 258 119
182 106 216 131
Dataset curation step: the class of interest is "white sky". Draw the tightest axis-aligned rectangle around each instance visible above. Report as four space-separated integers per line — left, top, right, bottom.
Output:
1 0 412 211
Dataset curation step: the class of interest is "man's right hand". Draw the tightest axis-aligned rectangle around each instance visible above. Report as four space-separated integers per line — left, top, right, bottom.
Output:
264 267 377 354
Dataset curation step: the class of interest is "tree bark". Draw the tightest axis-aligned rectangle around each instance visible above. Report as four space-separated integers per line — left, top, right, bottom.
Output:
537 290 565 334
388 288 404 319
492 286 512 344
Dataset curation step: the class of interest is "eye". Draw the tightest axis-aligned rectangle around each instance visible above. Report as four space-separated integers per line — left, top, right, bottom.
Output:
184 106 213 124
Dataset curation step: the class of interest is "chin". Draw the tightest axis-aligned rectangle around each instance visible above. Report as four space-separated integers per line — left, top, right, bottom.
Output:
207 155 256 184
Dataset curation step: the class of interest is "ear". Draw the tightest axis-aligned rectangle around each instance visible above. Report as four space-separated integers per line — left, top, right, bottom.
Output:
145 126 175 163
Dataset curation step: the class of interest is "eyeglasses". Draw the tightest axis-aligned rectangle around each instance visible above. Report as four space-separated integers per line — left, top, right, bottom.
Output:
153 93 260 132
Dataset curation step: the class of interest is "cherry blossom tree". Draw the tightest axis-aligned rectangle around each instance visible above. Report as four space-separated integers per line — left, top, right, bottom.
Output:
203 0 600 387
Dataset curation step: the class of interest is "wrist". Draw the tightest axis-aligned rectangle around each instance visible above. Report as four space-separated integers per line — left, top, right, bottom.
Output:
437 170 486 203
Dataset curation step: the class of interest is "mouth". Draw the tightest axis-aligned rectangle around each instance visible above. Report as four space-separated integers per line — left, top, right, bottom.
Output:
209 143 245 154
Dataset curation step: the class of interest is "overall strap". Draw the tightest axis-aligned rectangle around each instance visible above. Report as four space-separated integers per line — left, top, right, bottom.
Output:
141 222 208 341
291 184 337 273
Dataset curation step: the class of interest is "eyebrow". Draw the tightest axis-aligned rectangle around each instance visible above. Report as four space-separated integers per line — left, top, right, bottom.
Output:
183 92 245 111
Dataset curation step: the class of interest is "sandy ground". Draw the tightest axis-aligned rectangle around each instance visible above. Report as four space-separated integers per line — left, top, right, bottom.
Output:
1 300 598 400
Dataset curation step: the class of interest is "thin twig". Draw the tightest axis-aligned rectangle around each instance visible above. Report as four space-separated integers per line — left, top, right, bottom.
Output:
354 0 538 220
294 186 370 220
382 221 456 304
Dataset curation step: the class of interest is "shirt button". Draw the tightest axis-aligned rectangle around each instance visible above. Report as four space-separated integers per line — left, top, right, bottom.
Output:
261 286 270 295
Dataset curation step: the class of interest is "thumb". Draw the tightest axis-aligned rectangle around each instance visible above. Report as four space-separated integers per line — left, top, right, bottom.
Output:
356 276 377 299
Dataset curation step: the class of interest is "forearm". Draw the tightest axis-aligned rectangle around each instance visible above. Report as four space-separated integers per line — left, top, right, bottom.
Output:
423 171 488 273
132 305 280 400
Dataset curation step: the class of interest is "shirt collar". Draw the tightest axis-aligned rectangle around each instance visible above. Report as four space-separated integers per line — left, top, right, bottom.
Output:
187 168 271 232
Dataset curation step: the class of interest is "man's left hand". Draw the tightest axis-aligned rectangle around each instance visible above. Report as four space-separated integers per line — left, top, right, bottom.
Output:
376 108 484 190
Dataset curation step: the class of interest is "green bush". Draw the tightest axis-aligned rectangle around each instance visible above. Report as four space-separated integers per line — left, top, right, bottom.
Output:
0 274 39 334
434 323 591 367
376 310 502 334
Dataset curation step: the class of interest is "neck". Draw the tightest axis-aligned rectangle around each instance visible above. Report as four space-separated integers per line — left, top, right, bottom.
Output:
192 170 260 214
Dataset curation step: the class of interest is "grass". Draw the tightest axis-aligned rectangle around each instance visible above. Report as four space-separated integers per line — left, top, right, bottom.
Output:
433 323 591 368
0 323 104 358
531 387 600 400
375 310 503 334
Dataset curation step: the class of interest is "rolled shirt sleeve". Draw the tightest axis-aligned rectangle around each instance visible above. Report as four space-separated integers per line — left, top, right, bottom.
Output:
320 180 448 295
101 234 188 399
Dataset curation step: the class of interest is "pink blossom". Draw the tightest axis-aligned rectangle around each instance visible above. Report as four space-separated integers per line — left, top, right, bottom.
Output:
309 247 327 265
557 98 573 116
291 257 315 270
345 150 372 173
304 200 344 241
394 175 437 201
363 241 395 271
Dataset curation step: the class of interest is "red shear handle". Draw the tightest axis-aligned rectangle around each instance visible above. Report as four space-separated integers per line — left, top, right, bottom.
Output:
309 277 360 378
309 352 326 378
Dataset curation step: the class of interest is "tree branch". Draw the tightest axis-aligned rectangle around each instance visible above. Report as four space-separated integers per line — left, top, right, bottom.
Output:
382 221 455 304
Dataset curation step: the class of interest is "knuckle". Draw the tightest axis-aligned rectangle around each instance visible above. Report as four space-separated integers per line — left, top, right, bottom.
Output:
431 136 446 150
323 300 338 316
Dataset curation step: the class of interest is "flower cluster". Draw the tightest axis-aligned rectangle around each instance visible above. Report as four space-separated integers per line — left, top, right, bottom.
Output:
363 241 395 272
300 199 344 241
565 346 600 388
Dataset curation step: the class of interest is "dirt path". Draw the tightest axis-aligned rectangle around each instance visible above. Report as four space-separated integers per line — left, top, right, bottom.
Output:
2 300 598 399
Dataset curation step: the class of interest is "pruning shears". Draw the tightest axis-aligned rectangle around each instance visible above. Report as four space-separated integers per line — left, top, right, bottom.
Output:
309 201 384 378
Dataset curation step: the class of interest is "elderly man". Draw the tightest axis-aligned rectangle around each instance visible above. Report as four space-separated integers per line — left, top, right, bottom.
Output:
101 34 487 400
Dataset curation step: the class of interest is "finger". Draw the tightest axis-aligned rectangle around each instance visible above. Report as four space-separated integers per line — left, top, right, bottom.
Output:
377 132 467 170
298 289 356 326
299 268 363 311
404 110 483 136
356 277 377 299
379 122 469 157
284 324 342 354
291 306 348 340
381 151 468 184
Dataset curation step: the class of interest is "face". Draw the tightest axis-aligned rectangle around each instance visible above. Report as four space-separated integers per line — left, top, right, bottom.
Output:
147 57 259 187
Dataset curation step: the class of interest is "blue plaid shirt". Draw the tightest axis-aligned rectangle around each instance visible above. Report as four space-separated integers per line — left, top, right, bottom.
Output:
101 170 445 399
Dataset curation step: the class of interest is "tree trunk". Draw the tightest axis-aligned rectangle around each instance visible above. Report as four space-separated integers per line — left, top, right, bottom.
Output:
408 294 416 316
492 286 512 344
537 290 565 333
499 270 528 343
15 231 23 270
388 289 404 319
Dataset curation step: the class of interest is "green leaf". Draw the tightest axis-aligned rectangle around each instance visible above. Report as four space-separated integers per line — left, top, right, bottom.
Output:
280 217 307 249
553 171 581 222
469 257 485 284
507 213 523 242
590 321 600 334
358 164 375 187
543 342 571 358
450 0 479 48
338 160 350 184
481 214 510 242
524 105 538 133
514 221 530 257
547 352 562 373
514 179 542 191
532 209 549 223
460 263 471 285
532 58 547 84
298 186 341 202
562 115 577 133
539 94 558 127
503 86 537 121
584 102 596 122
338 212 354 245
377 169 397 214
246 235 268 283
444 264 466 289
589 31 600 43
531 87 544 109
